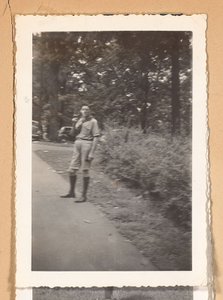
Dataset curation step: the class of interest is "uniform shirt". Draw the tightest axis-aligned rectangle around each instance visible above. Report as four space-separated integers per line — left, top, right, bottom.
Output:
75 117 100 141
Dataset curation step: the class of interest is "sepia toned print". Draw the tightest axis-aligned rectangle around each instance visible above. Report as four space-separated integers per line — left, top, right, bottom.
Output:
32 30 192 272
16 15 207 287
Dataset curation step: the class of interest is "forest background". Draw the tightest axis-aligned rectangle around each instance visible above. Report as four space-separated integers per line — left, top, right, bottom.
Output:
33 31 192 138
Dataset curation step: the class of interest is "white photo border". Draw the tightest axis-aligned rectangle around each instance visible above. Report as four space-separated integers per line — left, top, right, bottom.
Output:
15 14 208 287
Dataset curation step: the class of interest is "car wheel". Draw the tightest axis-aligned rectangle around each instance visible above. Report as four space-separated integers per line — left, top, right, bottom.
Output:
59 134 68 142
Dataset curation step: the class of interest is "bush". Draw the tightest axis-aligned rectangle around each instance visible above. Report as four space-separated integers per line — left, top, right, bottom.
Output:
98 126 192 229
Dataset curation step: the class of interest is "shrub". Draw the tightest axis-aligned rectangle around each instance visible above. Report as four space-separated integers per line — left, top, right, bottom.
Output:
98 126 192 228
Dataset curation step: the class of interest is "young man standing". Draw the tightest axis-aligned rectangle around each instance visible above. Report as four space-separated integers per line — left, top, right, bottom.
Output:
61 105 100 202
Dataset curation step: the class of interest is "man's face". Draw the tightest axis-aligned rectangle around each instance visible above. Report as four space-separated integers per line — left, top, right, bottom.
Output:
81 106 90 118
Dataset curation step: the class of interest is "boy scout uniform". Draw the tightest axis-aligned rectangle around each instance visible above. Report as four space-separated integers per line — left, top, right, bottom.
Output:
68 116 100 174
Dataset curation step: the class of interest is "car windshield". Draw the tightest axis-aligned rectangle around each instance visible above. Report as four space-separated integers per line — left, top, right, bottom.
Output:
59 127 72 133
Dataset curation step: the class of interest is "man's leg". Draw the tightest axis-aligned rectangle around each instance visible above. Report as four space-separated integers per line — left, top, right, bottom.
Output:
75 170 89 202
60 172 77 198
61 141 80 198
75 141 92 203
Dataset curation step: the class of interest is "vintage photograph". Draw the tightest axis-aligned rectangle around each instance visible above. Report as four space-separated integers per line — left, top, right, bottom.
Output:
15 15 207 287
32 30 192 272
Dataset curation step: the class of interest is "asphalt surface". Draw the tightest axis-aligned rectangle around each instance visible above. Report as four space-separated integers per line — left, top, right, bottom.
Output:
32 142 157 271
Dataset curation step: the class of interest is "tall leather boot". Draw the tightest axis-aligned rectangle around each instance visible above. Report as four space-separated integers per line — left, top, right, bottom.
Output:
61 175 76 198
75 177 89 203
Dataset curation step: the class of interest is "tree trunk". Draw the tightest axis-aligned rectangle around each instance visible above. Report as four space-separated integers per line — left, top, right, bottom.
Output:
59 78 66 128
140 71 149 134
48 62 60 140
140 103 147 134
171 33 180 136
38 59 43 137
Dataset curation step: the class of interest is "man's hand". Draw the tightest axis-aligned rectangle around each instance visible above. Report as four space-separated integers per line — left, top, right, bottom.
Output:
86 137 99 162
86 153 94 162
75 118 84 130
72 117 78 124
79 117 86 123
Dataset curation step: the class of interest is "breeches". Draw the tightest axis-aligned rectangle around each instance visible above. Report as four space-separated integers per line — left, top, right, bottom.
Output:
68 140 92 175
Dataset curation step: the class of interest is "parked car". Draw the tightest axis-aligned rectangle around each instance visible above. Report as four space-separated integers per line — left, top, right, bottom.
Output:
32 120 41 141
58 126 75 142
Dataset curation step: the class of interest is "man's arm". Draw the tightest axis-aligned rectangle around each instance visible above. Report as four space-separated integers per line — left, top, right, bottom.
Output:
69 117 78 137
87 119 100 161
88 137 99 161
75 118 84 130
70 124 76 137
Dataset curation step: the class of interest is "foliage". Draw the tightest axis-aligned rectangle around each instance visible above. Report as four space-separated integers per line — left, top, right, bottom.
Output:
98 126 192 229
32 31 192 140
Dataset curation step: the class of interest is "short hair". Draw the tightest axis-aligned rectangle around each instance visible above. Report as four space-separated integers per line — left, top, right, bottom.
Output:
81 104 90 110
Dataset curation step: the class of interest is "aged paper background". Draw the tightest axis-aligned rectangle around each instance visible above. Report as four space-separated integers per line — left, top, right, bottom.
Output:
0 0 223 299
15 14 207 288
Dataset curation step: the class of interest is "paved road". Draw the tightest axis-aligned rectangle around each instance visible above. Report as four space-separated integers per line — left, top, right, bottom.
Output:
32 143 157 271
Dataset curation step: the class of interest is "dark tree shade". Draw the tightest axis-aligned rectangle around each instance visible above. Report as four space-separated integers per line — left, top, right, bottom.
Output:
171 32 181 135
33 31 192 140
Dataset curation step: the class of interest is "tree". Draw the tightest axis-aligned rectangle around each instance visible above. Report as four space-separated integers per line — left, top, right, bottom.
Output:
33 32 80 139
33 31 192 139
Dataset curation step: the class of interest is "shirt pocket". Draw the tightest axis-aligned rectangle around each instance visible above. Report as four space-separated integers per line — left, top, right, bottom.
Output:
83 123 92 134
